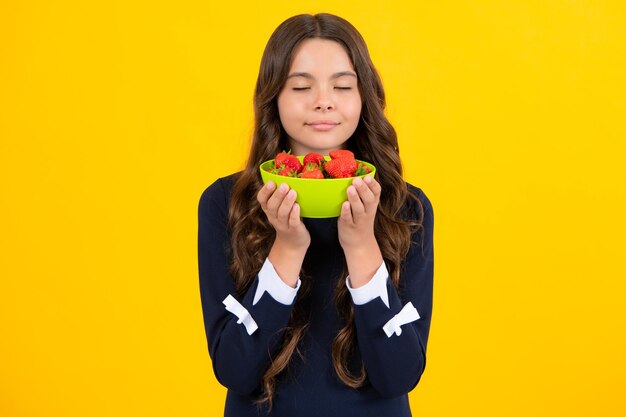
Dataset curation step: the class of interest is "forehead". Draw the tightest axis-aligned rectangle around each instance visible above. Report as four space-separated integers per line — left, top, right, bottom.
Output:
288 38 355 75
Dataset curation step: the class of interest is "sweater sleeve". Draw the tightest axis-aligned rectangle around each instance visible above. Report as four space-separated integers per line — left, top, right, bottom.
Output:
197 177 297 396
352 187 434 399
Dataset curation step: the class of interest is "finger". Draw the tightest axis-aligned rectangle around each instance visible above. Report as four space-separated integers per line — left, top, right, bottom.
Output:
347 185 365 218
340 201 353 225
352 177 376 208
266 182 290 214
288 203 301 228
364 175 381 201
277 188 297 223
257 181 276 210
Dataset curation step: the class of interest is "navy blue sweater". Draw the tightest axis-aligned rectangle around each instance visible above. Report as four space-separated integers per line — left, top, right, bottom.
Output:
198 172 434 416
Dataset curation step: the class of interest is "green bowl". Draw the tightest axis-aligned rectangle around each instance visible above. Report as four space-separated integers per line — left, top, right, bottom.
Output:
259 156 376 218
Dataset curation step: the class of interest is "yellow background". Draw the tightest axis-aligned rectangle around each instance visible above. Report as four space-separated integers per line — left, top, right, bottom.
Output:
1 0 625 415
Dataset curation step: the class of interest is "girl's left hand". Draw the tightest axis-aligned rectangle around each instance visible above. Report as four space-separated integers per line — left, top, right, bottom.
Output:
337 175 381 250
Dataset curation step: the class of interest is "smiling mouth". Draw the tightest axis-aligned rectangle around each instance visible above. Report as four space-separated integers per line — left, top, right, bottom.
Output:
306 120 339 125
306 123 338 131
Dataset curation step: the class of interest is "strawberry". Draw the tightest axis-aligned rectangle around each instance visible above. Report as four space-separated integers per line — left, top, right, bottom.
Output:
302 162 321 172
355 162 372 176
303 152 325 168
324 158 358 178
278 167 297 177
274 151 291 167
329 149 354 160
301 169 324 179
275 151 303 173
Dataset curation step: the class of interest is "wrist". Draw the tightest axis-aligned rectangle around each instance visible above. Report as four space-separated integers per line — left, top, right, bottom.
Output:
273 235 309 255
341 234 377 254
343 237 383 288
268 238 308 288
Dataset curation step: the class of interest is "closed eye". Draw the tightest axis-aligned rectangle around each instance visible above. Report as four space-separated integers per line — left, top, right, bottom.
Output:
335 87 352 90
292 87 310 91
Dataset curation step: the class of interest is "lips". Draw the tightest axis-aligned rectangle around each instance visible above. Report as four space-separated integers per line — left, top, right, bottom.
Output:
306 120 339 131
306 120 339 126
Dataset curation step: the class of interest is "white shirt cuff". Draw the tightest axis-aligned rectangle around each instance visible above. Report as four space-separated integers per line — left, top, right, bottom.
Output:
345 261 390 308
253 257 301 306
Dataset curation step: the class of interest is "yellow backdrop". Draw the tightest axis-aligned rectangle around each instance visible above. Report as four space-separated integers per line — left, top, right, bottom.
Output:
1 0 625 416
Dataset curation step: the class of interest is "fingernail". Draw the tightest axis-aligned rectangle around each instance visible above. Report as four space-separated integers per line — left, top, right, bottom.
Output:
353 177 363 187
364 176 372 183
279 183 288 193
266 181 275 190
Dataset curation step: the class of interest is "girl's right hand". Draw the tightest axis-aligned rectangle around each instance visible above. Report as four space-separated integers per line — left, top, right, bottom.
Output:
257 181 311 251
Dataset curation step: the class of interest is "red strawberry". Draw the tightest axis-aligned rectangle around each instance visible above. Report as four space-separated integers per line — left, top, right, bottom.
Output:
329 149 354 160
301 169 324 179
302 162 321 172
324 158 358 178
275 151 303 173
303 152 325 168
274 152 288 166
278 167 297 177
355 162 372 176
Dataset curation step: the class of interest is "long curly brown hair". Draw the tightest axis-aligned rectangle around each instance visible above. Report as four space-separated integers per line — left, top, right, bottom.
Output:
226 13 424 412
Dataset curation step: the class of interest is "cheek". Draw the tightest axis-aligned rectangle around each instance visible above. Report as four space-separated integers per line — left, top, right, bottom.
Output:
278 95 302 121
277 95 286 118
277 97 291 126
345 99 362 124
277 97 304 134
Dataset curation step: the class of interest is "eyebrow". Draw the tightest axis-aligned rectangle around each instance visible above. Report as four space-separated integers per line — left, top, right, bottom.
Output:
286 71 357 80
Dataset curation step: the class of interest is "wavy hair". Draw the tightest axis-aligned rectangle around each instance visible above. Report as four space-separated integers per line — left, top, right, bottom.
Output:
226 13 424 412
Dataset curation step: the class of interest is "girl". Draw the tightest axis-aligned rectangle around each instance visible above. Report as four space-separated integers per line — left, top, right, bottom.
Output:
198 13 434 417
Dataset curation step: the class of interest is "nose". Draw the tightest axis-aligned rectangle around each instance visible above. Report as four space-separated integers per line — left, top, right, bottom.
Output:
314 88 334 111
